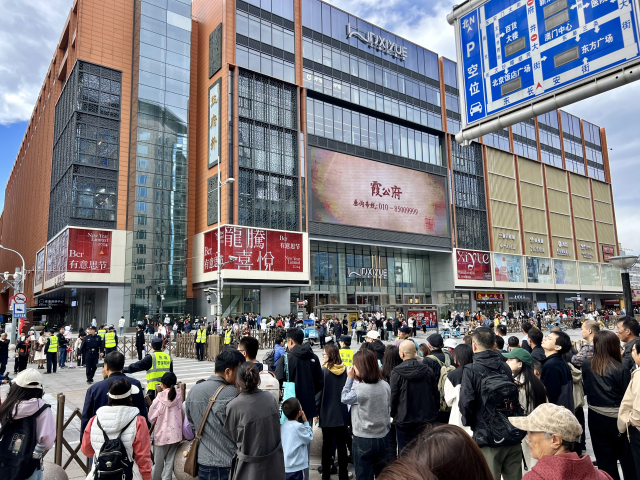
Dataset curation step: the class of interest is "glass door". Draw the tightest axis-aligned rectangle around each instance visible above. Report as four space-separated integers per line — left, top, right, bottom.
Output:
403 294 426 304
356 294 381 312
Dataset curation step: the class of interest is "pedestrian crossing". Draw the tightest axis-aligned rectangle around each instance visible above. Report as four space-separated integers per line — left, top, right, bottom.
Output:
124 357 216 395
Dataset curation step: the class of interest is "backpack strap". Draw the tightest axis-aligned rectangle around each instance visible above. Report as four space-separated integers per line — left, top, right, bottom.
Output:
116 416 138 441
96 415 138 443
427 355 444 368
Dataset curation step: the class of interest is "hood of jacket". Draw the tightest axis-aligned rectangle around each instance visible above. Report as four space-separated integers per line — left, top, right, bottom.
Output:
394 358 432 381
290 343 315 359
95 405 140 435
473 349 510 371
12 398 49 420
370 340 386 355
569 363 582 383
526 453 610 480
324 363 346 375
156 387 182 407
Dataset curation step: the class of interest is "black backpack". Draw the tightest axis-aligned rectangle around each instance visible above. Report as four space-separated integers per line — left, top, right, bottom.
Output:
468 365 526 448
262 348 276 368
94 416 137 480
0 403 50 479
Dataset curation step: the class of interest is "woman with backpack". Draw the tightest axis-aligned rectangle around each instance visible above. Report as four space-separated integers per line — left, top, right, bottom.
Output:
148 372 183 480
355 318 365 344
81 378 152 480
444 343 474 435
0 369 55 480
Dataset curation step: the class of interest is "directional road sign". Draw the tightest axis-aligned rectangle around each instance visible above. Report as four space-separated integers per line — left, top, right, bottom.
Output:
12 303 26 319
450 0 640 139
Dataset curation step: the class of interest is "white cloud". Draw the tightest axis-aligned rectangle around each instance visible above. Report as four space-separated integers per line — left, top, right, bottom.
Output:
0 0 71 124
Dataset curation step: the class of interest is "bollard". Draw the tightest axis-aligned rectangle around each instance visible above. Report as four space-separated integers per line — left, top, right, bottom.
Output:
180 382 186 401
54 393 65 466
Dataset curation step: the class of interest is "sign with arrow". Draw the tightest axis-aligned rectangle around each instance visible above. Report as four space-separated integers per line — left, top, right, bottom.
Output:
451 0 640 137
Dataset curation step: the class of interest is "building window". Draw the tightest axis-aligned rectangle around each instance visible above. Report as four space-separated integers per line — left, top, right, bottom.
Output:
483 128 510 152
512 119 538 160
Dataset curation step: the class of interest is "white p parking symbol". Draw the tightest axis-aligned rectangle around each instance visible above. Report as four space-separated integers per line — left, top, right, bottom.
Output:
466 41 475 58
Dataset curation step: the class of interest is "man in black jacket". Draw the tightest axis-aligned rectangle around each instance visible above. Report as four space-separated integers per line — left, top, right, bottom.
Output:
520 322 533 353
528 328 545 363
616 316 640 371
391 340 440 453
459 327 522 480
135 324 145 360
540 331 574 411
427 333 453 364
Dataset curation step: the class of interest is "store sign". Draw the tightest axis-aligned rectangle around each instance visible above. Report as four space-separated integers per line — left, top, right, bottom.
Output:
208 80 221 168
602 245 615 262
497 232 517 251
456 249 492 281
476 292 504 301
67 229 112 273
34 248 45 289
529 236 546 254
38 298 65 307
309 147 449 237
557 240 571 257
407 310 438 329
508 292 532 301
345 24 408 61
204 226 304 273
347 267 388 279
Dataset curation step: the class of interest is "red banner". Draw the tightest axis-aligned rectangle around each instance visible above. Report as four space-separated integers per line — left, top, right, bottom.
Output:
204 226 304 273
476 292 505 301
67 229 112 273
408 310 438 329
457 249 492 281
602 244 615 262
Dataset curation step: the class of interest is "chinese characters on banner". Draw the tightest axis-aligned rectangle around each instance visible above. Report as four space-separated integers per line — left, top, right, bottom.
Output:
208 80 221 168
476 292 505 301
602 245 615 262
35 248 45 288
456 249 492 281
45 229 69 281
407 310 438 329
203 226 304 273
67 229 112 273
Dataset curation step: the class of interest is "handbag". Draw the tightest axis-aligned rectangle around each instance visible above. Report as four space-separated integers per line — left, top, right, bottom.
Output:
279 353 296 425
182 409 195 441
183 384 225 477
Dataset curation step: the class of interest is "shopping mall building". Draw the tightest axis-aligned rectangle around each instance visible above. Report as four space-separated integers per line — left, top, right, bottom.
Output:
0 0 624 328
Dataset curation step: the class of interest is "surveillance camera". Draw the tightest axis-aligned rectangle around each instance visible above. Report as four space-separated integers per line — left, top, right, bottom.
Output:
229 256 238 262
207 295 211 303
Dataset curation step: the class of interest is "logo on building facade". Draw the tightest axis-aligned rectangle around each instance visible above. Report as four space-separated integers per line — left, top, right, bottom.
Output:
347 267 388 279
345 24 408 61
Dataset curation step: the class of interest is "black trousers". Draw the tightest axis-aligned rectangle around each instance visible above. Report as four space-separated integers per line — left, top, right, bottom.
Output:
629 426 640 478
575 406 587 453
387 423 398 462
0 355 8 375
588 409 637 480
85 354 99 381
321 426 349 480
356 331 363 343
395 422 430 454
46 352 57 373
196 343 205 361
137 347 144 360
17 355 28 372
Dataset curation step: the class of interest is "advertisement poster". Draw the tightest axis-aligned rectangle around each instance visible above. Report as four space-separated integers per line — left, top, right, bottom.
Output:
34 248 45 288
554 259 578 285
45 229 69 281
408 310 438 329
526 256 553 284
204 226 304 273
493 254 524 283
602 244 615 262
67 229 112 273
456 249 492 281
309 147 448 236
476 292 505 301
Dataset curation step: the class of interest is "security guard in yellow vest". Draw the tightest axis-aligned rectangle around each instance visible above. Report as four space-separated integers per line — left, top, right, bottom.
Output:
97 326 107 353
124 337 173 401
224 327 233 345
339 335 354 367
194 323 207 361
104 326 118 355
44 329 59 374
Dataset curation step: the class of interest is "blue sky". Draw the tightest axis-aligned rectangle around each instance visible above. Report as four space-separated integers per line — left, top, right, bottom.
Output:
1 0 638 252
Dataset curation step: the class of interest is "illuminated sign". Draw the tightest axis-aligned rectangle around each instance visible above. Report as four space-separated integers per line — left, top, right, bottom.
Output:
346 24 408 61
347 267 388 279
309 147 449 236
602 244 615 262
476 292 505 301
208 79 221 168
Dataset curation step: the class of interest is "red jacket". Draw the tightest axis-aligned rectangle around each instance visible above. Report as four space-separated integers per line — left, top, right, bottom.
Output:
523 453 613 480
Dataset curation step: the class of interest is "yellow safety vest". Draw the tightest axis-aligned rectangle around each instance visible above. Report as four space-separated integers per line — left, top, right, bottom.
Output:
339 348 353 367
48 335 58 353
98 329 106 340
146 351 171 392
196 329 207 343
105 332 116 348
224 330 232 345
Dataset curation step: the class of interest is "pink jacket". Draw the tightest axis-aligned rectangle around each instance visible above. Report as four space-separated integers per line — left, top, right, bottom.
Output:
148 388 183 445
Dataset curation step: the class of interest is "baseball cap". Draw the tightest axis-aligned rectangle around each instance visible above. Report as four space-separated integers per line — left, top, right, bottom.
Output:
509 403 582 442
399 326 412 334
88 325 96 330
428 333 444 348
151 337 163 347
502 348 533 366
339 335 352 346
14 369 43 389
325 336 335 344
444 339 458 350
366 331 380 340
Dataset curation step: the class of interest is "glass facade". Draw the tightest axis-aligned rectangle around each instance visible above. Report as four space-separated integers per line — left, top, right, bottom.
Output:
512 119 538 160
584 121 605 180
538 111 563 168
561 111 586 175
483 127 510 151
127 0 192 321
443 58 461 133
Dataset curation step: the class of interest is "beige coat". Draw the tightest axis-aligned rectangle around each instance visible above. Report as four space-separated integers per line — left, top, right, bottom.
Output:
618 367 640 434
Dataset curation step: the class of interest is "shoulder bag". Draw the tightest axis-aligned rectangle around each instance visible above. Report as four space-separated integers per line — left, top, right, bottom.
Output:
279 353 296 425
182 384 226 477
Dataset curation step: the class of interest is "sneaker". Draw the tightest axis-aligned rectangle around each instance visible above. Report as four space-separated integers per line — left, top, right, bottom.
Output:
44 372 52 375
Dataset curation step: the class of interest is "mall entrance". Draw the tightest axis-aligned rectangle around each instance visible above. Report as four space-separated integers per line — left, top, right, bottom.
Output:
354 293 381 312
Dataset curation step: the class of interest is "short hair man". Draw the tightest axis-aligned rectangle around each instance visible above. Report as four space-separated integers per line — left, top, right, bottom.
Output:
80 352 147 442
390 340 439 453
528 328 545 363
520 322 534 353
507 336 520 350
541 332 574 410
459 327 521 479
617 316 640 371
238 336 263 371
494 324 507 338
186 349 245 477
571 320 599 367
494 336 505 351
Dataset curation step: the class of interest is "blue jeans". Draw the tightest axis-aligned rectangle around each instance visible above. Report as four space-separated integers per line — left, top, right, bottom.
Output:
58 349 67 367
198 465 229 480
26 468 43 480
353 434 389 480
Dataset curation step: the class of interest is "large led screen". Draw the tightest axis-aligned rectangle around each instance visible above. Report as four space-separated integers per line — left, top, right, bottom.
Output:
309 147 448 236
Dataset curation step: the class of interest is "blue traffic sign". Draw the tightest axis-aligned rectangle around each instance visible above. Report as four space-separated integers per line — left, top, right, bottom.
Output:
456 0 640 126
12 303 26 319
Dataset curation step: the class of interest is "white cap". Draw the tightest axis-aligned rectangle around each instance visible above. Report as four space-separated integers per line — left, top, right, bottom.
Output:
444 339 458 350
14 369 43 389
366 331 380 339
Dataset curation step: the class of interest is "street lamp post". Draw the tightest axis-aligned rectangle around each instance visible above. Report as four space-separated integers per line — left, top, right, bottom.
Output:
608 255 639 315
157 282 166 323
216 177 235 328
0 245 25 343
